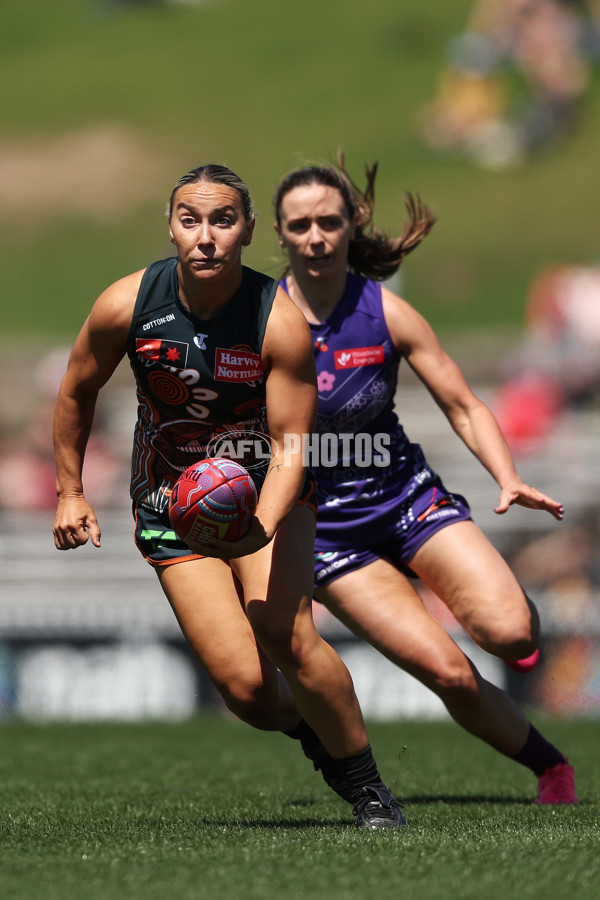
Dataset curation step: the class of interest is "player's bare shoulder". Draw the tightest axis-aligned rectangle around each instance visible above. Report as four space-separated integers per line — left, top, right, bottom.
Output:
381 284 439 356
89 268 146 336
263 286 313 364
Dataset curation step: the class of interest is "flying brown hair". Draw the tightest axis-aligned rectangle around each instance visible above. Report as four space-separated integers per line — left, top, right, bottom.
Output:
274 149 437 281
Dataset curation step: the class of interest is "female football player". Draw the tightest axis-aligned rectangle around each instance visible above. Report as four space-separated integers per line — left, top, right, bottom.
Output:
273 154 577 804
53 164 406 828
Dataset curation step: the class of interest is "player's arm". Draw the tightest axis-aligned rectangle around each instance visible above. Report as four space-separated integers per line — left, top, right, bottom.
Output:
258 287 318 536
382 287 564 520
53 272 142 550
197 288 318 561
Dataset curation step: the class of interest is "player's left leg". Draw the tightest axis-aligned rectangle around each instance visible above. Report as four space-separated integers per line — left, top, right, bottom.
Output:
409 520 539 662
232 505 368 759
232 506 407 826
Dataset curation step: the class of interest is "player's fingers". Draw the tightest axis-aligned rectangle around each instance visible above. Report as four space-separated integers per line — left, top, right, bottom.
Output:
542 499 564 520
85 515 102 548
493 489 514 515
516 486 564 519
54 519 101 550
71 524 90 547
496 486 564 520
538 494 564 518
54 526 84 550
54 529 71 550
185 538 217 557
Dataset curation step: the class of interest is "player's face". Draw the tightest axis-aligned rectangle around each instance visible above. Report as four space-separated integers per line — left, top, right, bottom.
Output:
169 182 254 283
275 184 354 281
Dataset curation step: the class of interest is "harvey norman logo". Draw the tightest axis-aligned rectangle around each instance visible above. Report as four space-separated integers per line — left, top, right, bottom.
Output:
214 348 264 382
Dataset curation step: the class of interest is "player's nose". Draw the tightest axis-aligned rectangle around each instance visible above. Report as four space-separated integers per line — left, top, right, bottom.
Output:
308 223 324 245
197 222 214 246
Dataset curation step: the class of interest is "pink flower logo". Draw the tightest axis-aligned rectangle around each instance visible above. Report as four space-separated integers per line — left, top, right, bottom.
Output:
318 370 336 392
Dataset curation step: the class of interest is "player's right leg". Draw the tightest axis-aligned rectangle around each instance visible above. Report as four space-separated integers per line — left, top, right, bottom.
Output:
135 503 397 814
156 556 300 732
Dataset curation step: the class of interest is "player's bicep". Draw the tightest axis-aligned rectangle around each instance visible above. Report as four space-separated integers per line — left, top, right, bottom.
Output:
265 363 317 444
382 288 477 413
262 290 317 439
62 275 139 395
405 344 482 429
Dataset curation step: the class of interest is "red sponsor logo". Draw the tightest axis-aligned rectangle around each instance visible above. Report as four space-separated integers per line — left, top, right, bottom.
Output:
214 348 264 382
334 346 385 369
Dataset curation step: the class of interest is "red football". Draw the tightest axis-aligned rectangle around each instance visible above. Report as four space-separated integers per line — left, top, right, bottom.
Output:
169 458 257 545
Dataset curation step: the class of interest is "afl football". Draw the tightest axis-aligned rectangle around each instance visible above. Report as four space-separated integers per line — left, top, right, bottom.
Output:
169 458 257 545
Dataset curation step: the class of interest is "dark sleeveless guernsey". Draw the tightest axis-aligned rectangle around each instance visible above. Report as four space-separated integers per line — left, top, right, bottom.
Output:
126 258 277 513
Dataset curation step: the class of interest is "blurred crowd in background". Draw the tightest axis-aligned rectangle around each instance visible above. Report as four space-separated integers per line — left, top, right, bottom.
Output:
420 0 600 169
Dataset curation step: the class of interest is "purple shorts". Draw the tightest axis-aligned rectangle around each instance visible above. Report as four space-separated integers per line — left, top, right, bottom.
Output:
313 482 471 589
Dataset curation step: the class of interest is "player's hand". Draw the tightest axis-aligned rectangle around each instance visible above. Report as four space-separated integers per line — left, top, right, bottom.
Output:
53 496 102 550
186 516 272 560
494 481 564 521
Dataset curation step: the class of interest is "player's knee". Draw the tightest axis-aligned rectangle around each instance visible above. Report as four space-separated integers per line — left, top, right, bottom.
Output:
248 607 309 671
485 611 539 657
257 632 307 674
218 678 281 730
468 591 540 657
429 656 479 698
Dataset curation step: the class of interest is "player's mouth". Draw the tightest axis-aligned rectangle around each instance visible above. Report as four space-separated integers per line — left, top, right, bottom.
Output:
191 258 220 268
306 254 331 268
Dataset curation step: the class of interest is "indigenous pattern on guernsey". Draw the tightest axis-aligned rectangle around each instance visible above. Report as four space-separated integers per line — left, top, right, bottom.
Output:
280 273 470 558
128 258 276 513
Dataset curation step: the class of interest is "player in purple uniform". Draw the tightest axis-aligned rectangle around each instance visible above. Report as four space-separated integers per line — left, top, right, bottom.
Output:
53 164 407 828
273 155 577 805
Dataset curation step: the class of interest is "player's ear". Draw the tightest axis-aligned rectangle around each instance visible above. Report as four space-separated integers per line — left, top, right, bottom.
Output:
273 221 285 248
168 224 176 245
242 216 255 247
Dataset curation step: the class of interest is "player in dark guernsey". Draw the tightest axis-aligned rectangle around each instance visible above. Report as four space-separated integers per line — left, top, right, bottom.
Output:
128 255 275 532
273 155 577 805
53 164 407 829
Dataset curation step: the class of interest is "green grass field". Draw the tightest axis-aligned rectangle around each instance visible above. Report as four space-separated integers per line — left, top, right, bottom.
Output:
1 716 598 899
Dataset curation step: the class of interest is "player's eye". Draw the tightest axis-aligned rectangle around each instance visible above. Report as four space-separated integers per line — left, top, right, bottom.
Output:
288 219 309 233
321 217 343 230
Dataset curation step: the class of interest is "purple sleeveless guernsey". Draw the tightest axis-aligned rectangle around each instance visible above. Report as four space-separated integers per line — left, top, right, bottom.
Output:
281 273 470 583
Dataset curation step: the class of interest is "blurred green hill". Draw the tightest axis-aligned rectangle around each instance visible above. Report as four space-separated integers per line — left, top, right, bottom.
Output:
1 0 599 342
